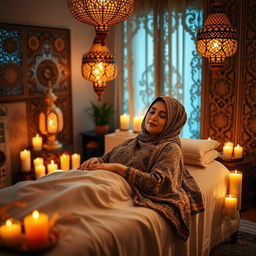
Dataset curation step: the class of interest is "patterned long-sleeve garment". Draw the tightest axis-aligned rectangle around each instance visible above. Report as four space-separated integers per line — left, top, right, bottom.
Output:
98 137 205 241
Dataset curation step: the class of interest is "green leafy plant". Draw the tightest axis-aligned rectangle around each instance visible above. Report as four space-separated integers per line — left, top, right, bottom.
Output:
85 101 115 125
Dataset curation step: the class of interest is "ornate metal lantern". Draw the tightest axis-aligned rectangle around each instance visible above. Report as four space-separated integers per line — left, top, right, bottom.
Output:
196 1 238 76
39 81 64 150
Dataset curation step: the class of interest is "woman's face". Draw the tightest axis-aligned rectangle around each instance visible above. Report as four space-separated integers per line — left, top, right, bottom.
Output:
145 100 167 135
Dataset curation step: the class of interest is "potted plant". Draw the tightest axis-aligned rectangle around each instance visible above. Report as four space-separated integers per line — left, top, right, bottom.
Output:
85 101 115 135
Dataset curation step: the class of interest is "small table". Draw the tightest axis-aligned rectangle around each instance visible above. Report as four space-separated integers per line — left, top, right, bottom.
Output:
217 153 256 211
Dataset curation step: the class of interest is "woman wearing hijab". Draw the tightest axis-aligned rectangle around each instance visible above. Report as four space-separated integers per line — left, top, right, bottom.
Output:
79 96 204 241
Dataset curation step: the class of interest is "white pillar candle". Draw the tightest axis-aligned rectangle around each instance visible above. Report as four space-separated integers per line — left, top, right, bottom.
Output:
225 194 237 219
133 115 143 133
120 114 129 131
224 141 234 148
71 153 81 169
0 219 22 247
32 134 43 151
223 145 233 160
20 149 31 172
229 170 243 210
47 160 58 174
33 157 44 169
234 144 243 159
60 154 70 171
35 165 46 179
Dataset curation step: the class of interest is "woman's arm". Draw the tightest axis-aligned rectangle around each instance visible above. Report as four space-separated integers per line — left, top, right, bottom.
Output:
126 143 181 195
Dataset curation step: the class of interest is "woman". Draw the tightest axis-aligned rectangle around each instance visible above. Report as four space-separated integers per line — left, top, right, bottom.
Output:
79 96 204 241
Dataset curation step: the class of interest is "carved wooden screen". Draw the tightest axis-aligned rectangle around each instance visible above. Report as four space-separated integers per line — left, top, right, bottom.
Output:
0 23 73 146
201 0 256 154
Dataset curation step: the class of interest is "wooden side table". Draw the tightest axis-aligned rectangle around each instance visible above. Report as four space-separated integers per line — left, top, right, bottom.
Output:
217 153 256 211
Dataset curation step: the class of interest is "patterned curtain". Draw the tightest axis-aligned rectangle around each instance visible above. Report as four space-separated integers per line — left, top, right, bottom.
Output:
115 0 203 138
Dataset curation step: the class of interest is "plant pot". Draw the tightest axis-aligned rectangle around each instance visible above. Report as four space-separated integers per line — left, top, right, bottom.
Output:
95 125 109 135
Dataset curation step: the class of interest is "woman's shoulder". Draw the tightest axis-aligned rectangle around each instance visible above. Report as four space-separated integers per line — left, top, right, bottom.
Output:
157 141 181 154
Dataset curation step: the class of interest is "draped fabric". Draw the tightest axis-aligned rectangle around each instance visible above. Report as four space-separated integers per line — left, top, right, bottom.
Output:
114 0 203 138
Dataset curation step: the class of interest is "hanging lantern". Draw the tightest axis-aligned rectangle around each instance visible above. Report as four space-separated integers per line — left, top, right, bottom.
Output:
67 0 135 35
196 1 238 76
39 81 64 150
81 35 117 101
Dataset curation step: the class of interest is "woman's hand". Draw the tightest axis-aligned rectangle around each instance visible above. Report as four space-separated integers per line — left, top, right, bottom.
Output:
85 163 127 177
79 157 101 170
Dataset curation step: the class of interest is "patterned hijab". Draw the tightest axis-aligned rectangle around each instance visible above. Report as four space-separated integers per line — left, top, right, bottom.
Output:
138 96 187 146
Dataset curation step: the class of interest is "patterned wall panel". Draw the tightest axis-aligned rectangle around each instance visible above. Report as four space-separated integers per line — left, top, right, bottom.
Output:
0 23 73 146
201 0 256 154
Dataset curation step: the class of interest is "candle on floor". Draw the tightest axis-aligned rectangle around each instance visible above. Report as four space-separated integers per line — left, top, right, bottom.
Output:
47 160 58 174
133 115 143 133
223 145 233 160
35 165 46 179
120 114 129 131
225 194 237 219
32 134 43 151
71 153 81 169
0 219 22 247
234 144 243 159
24 210 49 249
60 154 70 171
20 149 31 172
33 157 44 169
229 170 243 210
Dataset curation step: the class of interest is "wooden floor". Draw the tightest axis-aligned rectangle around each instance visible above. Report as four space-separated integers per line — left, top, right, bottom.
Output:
240 206 256 222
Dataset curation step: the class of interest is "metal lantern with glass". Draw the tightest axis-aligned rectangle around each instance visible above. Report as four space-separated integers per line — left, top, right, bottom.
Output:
67 0 135 100
196 1 238 77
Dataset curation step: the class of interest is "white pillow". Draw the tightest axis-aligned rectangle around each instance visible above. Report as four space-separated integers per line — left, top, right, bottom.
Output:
184 150 220 167
180 137 220 159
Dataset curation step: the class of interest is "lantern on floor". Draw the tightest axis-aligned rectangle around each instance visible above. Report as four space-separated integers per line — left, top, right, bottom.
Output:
82 35 117 101
196 1 238 77
67 0 135 100
39 81 64 150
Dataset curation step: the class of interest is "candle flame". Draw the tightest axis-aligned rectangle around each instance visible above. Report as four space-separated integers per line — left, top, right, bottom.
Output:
208 137 211 140
229 194 232 198
235 170 237 174
32 210 39 219
73 153 78 157
6 219 12 226
36 134 39 137
51 160 54 164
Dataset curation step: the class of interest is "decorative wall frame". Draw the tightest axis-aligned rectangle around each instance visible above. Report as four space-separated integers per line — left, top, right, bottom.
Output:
0 23 73 146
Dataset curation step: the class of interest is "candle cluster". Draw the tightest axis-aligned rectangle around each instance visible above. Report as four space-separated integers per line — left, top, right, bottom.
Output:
223 142 243 160
0 210 49 250
120 114 144 133
20 149 81 178
225 170 243 219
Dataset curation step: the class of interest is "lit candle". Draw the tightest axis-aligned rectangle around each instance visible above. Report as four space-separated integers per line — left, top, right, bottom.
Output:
208 137 211 140
133 115 143 133
35 165 46 179
20 149 31 172
33 157 44 169
120 114 129 131
71 153 81 169
60 154 70 171
224 141 234 148
32 134 43 151
234 144 243 159
47 113 58 133
24 210 49 249
223 145 233 160
225 194 237 219
0 219 22 247
229 170 243 210
47 160 58 174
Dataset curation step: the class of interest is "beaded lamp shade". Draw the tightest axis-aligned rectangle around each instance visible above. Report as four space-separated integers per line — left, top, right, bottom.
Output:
67 0 135 35
82 36 117 101
196 2 238 75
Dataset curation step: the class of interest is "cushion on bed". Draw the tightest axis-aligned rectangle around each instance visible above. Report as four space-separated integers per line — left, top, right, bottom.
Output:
184 150 220 167
181 138 220 167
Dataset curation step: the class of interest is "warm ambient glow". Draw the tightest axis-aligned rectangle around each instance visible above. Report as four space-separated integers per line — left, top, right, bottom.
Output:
196 2 238 76
229 170 242 210
225 194 237 219
32 134 43 151
120 114 130 131
20 149 31 172
32 210 39 219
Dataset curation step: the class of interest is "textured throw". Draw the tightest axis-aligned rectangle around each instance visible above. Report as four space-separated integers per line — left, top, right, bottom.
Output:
99 96 205 241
